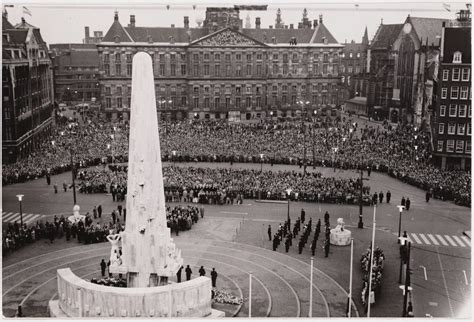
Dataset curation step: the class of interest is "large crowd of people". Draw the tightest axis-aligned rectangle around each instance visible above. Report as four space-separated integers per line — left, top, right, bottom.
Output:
2 118 470 206
77 166 371 205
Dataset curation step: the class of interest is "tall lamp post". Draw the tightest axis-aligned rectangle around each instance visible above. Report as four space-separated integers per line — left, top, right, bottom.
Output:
397 205 405 243
59 131 77 205
286 188 292 227
16 194 24 227
259 153 264 172
172 150 177 166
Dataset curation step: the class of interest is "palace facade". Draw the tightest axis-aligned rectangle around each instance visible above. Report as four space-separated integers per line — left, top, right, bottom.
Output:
97 7 345 121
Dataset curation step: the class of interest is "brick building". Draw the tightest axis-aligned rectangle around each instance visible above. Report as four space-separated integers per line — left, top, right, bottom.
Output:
97 8 344 121
49 43 100 104
431 10 471 170
392 15 447 125
2 15 54 163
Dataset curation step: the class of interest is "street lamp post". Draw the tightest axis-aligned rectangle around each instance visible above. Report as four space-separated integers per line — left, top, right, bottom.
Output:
259 153 264 172
286 188 292 227
172 150 177 166
397 205 405 243
309 256 314 317
16 194 24 227
358 167 366 229
70 151 77 205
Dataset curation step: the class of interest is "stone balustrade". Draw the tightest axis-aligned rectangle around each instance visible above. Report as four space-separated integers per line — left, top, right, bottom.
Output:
52 268 213 317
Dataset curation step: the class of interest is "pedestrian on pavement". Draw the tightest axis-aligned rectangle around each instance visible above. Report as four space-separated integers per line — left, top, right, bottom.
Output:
268 225 272 241
54 183 58 193
63 182 68 192
386 190 391 203
97 205 102 218
272 236 278 251
401 196 406 207
199 266 206 276
285 237 290 252
123 208 126 222
46 173 51 185
211 268 218 287
425 191 431 203
185 265 192 281
311 238 317 256
100 259 107 276
379 191 384 204
406 198 411 211
176 265 183 283
111 211 117 225
117 204 123 217
93 206 97 219
301 208 306 223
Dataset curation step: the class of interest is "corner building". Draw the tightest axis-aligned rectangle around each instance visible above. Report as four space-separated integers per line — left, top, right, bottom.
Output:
98 8 344 121
2 15 54 163
432 10 471 170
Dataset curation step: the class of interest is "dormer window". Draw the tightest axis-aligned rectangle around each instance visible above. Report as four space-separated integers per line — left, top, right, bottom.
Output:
114 35 120 43
453 51 462 63
349 52 353 58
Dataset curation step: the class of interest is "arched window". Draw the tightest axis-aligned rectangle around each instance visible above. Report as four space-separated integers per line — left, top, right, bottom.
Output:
453 51 462 63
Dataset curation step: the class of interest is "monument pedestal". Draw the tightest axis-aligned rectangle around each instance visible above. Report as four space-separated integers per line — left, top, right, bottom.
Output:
330 229 352 246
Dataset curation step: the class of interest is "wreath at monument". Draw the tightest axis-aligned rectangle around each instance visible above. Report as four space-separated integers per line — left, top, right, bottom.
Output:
360 246 385 305
90 276 127 287
212 289 243 305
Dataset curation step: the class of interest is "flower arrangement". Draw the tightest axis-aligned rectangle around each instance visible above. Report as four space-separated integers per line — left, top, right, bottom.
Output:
212 289 243 305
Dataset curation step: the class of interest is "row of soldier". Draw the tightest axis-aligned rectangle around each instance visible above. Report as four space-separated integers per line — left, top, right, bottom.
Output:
269 209 333 258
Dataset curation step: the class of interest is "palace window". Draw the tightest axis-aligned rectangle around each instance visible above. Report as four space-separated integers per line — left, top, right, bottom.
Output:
441 88 447 99
449 104 457 117
460 87 469 99
466 141 471 153
181 64 186 75
459 104 467 117
457 123 465 135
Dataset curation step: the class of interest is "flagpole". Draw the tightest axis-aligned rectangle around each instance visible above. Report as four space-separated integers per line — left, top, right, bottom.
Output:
367 205 376 317
348 238 354 317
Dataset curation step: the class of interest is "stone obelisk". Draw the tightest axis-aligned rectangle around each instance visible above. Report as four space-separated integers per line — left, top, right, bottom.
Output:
119 52 183 288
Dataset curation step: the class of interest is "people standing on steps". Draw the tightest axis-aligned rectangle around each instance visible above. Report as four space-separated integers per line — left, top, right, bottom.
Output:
199 266 206 276
185 265 192 281
211 268 218 287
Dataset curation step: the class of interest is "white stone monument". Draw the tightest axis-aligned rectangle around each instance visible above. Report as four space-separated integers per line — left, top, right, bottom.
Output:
68 205 85 224
109 52 183 287
330 218 352 246
49 52 222 318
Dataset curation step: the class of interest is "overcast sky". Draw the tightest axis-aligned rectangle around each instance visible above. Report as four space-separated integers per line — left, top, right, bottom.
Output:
3 0 467 45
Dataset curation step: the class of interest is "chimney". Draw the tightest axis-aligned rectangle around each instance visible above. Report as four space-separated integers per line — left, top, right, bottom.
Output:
255 17 261 29
84 26 90 41
169 36 174 44
184 16 189 29
285 25 288 29
114 11 119 21
21 17 25 23
319 14 323 24
290 24 294 29
269 25 273 29
130 15 135 27
171 24 175 28
313 19 318 28
298 22 303 29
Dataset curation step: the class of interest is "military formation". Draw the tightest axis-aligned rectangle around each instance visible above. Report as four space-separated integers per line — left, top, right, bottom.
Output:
270 208 332 258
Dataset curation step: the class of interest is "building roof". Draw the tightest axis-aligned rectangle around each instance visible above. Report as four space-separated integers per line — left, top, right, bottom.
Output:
342 40 367 52
125 27 207 43
3 15 14 30
408 16 447 46
102 12 339 45
102 13 133 43
5 29 28 44
50 43 99 67
370 24 403 50
14 17 37 29
443 26 471 64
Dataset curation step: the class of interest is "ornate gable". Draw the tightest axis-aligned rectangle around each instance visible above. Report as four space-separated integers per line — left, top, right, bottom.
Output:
191 28 266 47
